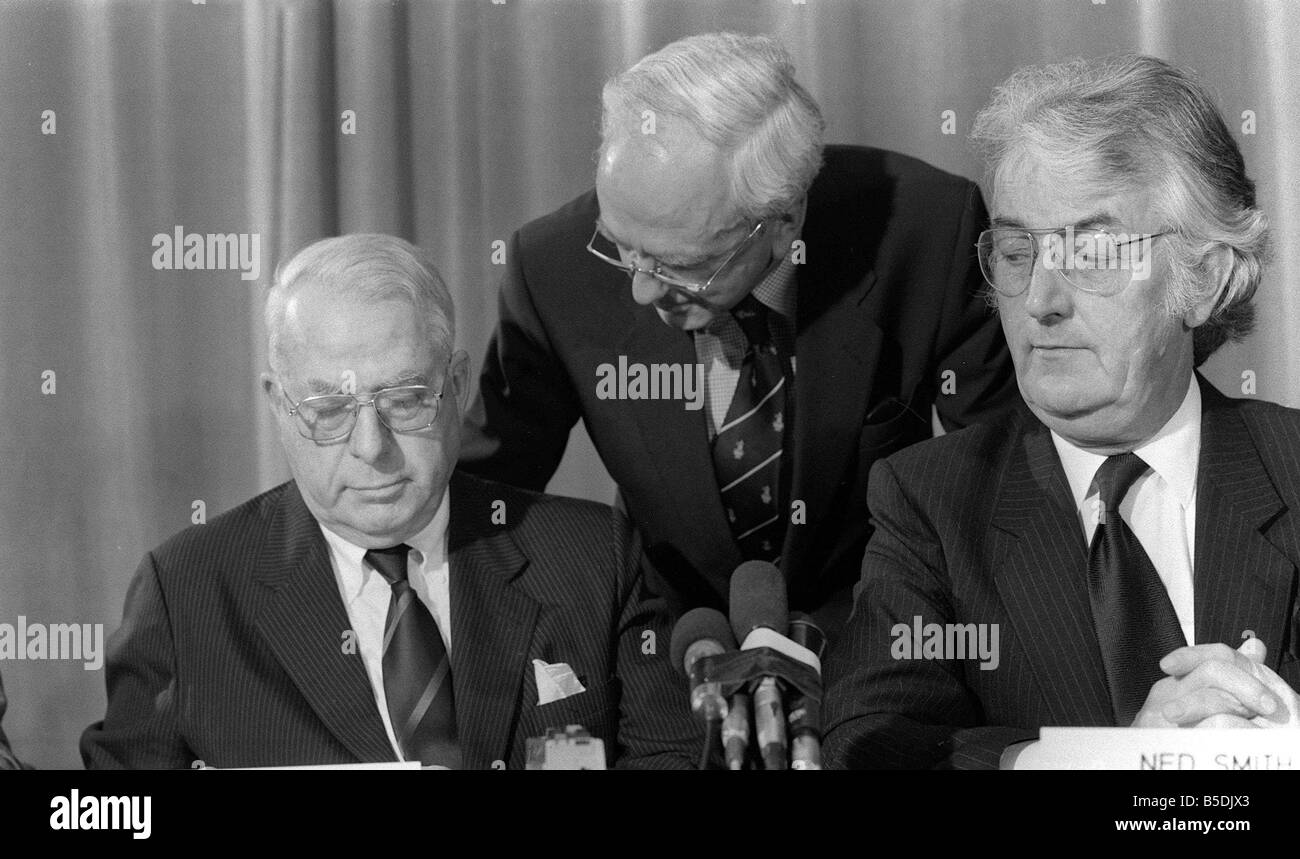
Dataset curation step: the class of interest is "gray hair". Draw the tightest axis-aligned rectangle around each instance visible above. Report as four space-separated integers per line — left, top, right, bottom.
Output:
266 234 455 374
970 54 1270 366
599 32 826 222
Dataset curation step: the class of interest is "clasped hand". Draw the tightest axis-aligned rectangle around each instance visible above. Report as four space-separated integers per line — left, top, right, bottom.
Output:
1132 638 1300 728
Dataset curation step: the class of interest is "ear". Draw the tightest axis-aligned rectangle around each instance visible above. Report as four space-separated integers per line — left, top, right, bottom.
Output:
260 372 281 418
767 195 808 258
1182 245 1234 329
448 349 471 414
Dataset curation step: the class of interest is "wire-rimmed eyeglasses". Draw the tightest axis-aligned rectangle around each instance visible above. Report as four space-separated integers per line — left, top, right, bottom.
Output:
977 226 1170 297
585 219 768 294
280 384 444 442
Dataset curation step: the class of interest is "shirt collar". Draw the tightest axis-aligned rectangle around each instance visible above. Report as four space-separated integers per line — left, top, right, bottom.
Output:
1051 374 1201 513
699 248 799 344
318 485 452 593
750 251 798 320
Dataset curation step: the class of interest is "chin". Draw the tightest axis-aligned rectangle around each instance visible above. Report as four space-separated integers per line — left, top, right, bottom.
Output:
343 515 406 543
1024 388 1135 447
337 500 422 540
655 303 715 331
1021 367 1113 417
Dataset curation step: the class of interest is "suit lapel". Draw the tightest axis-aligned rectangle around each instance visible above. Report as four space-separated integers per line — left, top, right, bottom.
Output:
787 264 880 574
990 410 1115 725
253 484 395 763
1193 379 1295 660
447 475 539 769
614 316 742 597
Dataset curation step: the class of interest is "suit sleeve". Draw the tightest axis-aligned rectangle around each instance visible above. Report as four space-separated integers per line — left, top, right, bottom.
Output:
931 182 1021 432
608 509 704 770
821 458 1034 769
459 229 583 492
80 552 193 769
0 671 27 769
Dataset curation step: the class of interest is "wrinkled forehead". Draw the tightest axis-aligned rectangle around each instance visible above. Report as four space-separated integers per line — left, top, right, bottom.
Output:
278 288 439 383
990 142 1157 231
597 121 739 232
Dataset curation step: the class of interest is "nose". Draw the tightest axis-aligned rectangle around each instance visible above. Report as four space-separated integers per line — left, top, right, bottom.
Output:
1023 253 1074 322
348 401 390 463
630 268 670 305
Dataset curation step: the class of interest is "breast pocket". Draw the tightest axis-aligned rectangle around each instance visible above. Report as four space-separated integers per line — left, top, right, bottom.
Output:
858 394 931 462
528 676 618 739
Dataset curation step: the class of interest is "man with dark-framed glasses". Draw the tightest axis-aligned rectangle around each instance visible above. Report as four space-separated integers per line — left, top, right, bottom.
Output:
823 55 1300 769
82 234 701 769
462 32 1020 641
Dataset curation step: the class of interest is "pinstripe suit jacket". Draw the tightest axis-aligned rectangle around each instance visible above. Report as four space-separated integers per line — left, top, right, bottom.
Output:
81 471 700 769
823 375 1300 769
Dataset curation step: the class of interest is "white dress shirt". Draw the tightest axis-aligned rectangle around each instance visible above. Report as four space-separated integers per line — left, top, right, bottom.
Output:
1051 375 1200 646
318 488 452 760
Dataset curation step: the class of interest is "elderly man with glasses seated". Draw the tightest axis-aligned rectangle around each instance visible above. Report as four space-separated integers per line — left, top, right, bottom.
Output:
822 55 1300 770
461 32 1020 642
81 234 701 770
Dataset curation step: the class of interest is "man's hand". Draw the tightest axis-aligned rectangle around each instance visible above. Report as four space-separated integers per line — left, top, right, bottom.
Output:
1131 640 1296 728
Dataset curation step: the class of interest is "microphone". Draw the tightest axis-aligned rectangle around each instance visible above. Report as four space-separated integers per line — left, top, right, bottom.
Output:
721 692 750 770
730 561 789 770
787 612 827 770
788 612 826 659
670 607 736 723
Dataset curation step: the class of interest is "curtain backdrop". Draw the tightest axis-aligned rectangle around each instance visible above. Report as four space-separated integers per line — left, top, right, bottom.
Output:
2 0 1296 767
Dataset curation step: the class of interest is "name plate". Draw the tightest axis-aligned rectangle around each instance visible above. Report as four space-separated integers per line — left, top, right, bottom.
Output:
1013 728 1300 770
198 762 423 771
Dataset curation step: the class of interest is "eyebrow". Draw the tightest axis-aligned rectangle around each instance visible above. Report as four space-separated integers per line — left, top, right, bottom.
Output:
595 218 736 269
302 372 430 396
990 211 1125 231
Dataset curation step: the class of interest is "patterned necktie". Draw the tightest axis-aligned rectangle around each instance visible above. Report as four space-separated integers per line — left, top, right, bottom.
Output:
1086 453 1187 726
712 295 790 562
364 545 460 767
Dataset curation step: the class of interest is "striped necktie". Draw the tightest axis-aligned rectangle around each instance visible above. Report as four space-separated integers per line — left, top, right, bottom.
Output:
365 545 460 767
712 295 790 562
1086 453 1187 725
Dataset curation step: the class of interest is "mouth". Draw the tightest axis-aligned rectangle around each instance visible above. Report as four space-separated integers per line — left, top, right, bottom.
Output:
351 479 407 497
655 293 707 312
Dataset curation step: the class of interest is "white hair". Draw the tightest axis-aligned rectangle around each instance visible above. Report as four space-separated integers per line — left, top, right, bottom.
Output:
265 233 454 373
599 32 825 221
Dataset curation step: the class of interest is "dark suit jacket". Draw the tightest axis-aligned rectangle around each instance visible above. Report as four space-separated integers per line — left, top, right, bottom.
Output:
823 376 1300 769
0 671 25 769
462 145 1019 638
81 472 700 769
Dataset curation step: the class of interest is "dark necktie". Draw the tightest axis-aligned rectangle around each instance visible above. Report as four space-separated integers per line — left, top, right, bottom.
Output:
364 545 460 768
712 295 790 562
1086 453 1187 726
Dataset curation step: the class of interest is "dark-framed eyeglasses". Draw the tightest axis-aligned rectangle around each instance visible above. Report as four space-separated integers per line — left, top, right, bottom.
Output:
280 384 444 442
977 226 1170 297
585 219 767 294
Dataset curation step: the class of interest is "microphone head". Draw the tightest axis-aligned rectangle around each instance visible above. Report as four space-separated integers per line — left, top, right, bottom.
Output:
670 607 736 675
729 560 787 642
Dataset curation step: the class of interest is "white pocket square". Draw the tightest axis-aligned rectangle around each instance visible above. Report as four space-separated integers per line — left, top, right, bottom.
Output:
533 659 587 705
